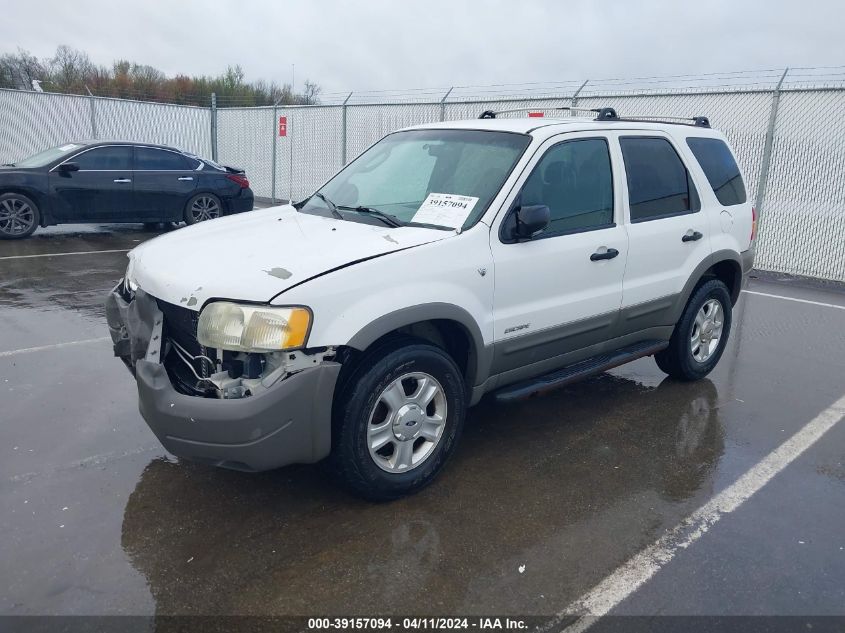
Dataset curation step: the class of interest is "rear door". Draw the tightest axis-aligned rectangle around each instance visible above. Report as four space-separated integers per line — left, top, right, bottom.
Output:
49 145 134 221
133 147 199 220
616 132 711 333
490 133 628 375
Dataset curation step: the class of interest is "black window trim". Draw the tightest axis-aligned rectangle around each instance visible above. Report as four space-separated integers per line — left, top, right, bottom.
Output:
619 134 702 224
49 144 134 173
499 136 617 244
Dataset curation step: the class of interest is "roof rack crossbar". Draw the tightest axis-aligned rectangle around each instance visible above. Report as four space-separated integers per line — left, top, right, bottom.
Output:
477 106 710 127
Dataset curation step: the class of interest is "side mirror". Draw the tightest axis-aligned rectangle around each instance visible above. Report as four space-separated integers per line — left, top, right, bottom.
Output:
514 204 550 240
58 162 79 173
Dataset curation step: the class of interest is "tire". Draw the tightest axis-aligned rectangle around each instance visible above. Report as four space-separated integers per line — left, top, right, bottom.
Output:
0 192 40 239
330 337 467 501
184 193 222 225
655 279 732 381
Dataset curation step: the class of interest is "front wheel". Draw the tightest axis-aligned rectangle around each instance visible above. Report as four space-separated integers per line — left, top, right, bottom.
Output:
184 193 222 225
655 279 732 381
0 192 40 239
330 338 467 501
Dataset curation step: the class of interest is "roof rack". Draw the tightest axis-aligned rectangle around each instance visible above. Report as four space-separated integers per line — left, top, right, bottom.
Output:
477 107 710 128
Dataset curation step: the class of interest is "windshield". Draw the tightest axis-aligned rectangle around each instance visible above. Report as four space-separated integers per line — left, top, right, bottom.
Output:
13 143 85 168
298 129 530 230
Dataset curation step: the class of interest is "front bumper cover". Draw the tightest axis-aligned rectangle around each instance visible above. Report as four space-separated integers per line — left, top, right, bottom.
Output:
105 285 340 471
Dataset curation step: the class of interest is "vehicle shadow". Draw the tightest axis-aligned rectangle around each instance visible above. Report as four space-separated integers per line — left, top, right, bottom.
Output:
120 374 724 616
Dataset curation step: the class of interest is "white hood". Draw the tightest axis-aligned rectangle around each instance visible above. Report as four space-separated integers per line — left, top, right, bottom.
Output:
129 205 451 309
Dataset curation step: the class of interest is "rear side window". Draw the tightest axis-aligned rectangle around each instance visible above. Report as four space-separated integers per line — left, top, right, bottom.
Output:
135 147 196 170
686 137 747 206
520 138 614 236
620 137 700 222
72 146 132 171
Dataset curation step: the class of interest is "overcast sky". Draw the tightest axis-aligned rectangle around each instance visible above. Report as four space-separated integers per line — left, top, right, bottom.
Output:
1 0 842 95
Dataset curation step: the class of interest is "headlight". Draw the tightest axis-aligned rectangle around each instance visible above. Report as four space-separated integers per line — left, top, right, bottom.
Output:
124 258 138 292
197 302 311 352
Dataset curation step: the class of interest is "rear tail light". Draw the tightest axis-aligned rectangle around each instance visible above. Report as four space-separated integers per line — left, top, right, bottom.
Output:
226 174 250 188
751 206 758 243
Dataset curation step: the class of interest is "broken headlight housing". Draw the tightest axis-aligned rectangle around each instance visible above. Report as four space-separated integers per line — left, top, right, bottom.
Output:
197 302 311 352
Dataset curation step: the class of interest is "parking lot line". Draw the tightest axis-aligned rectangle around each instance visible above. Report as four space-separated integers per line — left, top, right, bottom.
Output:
0 248 130 261
0 336 111 358
742 289 845 311
550 391 845 633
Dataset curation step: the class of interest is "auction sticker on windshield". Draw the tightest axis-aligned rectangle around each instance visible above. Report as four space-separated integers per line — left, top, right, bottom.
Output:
412 193 478 229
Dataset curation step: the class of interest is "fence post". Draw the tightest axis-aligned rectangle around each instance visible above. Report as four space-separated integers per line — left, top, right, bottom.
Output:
570 79 589 115
341 92 353 165
271 105 278 204
439 87 454 122
754 67 789 217
210 92 218 162
85 86 98 139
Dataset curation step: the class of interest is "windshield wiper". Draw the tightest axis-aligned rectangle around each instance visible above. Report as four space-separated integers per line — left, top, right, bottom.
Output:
2 163 14 167
313 192 344 220
339 205 403 228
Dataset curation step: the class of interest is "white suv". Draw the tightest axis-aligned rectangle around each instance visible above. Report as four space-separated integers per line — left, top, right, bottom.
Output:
106 108 756 500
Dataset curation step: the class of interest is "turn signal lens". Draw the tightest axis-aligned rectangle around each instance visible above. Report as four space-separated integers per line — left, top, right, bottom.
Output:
751 206 758 243
197 302 311 352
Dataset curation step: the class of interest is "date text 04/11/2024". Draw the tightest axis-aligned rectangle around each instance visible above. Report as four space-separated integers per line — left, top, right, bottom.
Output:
307 618 529 630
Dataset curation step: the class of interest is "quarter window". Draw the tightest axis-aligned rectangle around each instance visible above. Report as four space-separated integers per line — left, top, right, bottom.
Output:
686 137 747 206
72 146 132 171
620 137 700 222
135 147 195 170
519 138 614 236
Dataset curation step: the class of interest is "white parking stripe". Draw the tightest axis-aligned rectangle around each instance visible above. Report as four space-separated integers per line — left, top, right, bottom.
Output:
742 289 845 311
0 336 111 358
548 392 845 633
0 248 129 261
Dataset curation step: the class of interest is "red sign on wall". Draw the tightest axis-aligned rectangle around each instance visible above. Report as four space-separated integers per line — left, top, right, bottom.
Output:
528 112 544 118
278 116 287 137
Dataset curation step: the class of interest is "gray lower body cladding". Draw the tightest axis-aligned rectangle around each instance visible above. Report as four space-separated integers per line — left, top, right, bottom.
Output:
105 285 340 471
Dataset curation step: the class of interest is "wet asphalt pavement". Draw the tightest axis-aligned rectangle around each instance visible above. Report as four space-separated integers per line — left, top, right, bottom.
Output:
1 221 845 622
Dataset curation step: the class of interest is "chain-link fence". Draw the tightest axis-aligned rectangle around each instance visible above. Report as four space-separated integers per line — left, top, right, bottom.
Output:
1 67 844 282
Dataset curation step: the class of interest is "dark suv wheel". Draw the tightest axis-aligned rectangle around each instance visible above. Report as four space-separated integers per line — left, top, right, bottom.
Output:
655 279 733 381
330 337 467 501
0 192 40 239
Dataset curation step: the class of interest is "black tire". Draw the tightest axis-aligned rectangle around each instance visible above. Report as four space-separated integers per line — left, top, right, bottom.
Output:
0 192 40 239
655 279 732 381
184 193 222 225
330 337 467 501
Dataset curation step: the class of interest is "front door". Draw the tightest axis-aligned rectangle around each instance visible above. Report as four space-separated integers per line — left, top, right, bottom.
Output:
490 134 628 376
49 145 134 222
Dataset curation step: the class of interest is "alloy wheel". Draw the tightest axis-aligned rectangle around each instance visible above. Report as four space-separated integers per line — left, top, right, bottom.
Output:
690 298 724 363
189 196 220 222
0 197 35 236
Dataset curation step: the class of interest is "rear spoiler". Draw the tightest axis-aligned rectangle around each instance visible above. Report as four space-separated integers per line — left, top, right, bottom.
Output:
223 164 245 174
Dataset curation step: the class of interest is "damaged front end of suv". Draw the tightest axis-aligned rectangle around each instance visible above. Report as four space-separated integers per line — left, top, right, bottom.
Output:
105 265 341 472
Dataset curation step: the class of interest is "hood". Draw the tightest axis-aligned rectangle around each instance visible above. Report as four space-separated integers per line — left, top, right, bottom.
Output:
129 205 452 309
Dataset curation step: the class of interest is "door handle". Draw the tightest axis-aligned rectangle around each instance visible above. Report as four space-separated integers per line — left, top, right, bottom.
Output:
113 178 131 183
682 231 703 242
178 176 194 181
590 248 619 261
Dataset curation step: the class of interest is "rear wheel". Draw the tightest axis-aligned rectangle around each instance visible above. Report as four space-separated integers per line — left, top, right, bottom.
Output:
330 338 467 501
655 279 732 381
184 193 221 225
0 192 39 239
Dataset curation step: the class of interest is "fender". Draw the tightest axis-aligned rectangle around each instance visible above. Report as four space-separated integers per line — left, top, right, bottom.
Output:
346 302 492 388
669 249 743 323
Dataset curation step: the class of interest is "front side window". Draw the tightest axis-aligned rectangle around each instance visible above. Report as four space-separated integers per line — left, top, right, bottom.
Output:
686 137 747 206
72 146 133 171
518 138 614 236
135 147 196 171
298 129 531 229
620 137 700 222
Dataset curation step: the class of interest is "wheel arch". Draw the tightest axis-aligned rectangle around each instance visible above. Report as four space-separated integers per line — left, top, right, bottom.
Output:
344 303 491 389
0 187 49 226
671 250 743 322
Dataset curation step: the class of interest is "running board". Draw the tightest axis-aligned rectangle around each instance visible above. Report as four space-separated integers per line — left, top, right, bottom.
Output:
493 340 669 403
